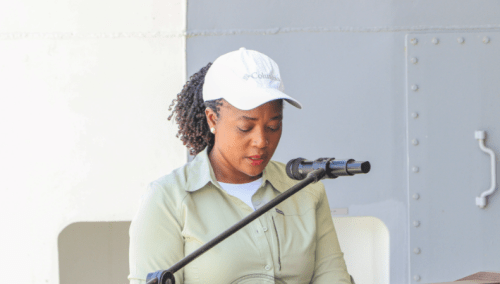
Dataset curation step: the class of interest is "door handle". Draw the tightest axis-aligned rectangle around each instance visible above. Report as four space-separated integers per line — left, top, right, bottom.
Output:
475 130 498 208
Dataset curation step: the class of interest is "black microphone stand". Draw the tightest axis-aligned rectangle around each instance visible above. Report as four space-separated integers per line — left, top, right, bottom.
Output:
146 167 327 284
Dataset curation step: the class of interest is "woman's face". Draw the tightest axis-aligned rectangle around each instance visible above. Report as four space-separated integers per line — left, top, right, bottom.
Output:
206 99 283 184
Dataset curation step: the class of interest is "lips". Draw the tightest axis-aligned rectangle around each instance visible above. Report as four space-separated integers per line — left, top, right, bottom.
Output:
248 155 264 166
249 155 262 160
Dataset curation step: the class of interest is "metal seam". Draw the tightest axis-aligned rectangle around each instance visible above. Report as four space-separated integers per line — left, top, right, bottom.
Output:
0 31 186 40
3 24 500 40
186 25 500 37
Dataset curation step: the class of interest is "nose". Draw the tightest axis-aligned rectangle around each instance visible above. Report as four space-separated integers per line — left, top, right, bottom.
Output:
252 126 268 148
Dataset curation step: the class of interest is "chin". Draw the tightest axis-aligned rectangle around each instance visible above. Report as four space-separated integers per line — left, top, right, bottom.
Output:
245 163 266 176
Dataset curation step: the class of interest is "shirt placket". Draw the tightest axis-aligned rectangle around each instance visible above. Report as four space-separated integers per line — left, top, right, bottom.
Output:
252 185 281 278
216 182 276 276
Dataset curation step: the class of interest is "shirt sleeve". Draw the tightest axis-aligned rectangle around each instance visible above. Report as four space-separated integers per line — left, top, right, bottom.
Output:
128 181 185 284
310 182 352 284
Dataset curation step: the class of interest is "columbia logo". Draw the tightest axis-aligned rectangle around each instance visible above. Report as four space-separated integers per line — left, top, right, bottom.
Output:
243 72 281 82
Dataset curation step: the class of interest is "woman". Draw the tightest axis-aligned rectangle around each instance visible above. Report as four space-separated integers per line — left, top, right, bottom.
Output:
128 48 352 284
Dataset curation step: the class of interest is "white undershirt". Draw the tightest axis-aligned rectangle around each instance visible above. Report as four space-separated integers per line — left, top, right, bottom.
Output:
218 177 263 211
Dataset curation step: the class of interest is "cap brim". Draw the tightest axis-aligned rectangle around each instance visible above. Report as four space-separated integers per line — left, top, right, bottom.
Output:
224 86 303 111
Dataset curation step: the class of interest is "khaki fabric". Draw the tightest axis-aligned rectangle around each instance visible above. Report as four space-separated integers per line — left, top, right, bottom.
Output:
128 146 352 284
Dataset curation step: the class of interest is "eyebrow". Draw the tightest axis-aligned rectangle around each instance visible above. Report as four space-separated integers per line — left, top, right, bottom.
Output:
238 114 283 121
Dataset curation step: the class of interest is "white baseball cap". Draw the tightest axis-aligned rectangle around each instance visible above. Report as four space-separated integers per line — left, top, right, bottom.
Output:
202 47 303 111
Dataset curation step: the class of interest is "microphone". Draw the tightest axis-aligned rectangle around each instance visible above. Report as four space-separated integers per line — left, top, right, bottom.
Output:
286 157 371 180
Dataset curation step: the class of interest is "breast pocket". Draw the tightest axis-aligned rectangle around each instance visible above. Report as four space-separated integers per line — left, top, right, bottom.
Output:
271 207 317 281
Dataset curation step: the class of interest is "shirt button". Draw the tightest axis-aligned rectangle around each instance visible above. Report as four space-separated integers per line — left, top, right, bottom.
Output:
263 227 268 232
265 265 271 271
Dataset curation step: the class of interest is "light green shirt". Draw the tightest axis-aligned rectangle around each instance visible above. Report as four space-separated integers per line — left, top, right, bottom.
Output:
128 146 352 284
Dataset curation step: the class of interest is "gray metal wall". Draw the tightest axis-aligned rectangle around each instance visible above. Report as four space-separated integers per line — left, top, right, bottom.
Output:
186 1 500 283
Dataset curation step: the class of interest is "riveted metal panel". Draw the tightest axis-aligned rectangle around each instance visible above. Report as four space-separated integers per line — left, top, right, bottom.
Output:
406 32 500 283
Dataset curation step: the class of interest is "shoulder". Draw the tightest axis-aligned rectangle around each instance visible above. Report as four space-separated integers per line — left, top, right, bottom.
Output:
141 162 192 206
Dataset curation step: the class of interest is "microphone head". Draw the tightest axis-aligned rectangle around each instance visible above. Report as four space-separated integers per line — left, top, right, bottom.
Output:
286 157 306 180
360 161 371 173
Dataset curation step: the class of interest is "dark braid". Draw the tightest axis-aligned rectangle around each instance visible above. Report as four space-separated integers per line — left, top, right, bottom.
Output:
167 62 224 156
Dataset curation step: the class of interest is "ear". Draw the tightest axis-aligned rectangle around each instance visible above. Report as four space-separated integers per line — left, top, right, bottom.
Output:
205 107 218 129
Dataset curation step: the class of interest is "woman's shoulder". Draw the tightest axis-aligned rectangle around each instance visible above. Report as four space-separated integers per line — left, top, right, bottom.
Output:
142 162 194 202
153 162 190 187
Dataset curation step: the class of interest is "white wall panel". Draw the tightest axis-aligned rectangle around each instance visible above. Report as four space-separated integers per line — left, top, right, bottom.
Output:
0 0 185 33
0 0 187 283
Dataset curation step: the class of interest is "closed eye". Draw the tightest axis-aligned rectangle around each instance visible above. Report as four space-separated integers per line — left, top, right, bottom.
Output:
238 125 281 133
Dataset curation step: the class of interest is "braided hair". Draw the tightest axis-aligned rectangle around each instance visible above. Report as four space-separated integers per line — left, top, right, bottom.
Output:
167 62 223 156
168 62 285 156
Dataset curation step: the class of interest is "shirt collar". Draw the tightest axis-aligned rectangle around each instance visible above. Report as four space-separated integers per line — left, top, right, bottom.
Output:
185 146 282 193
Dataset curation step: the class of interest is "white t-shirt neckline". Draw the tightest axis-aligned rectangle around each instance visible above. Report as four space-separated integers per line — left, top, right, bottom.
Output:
218 177 263 210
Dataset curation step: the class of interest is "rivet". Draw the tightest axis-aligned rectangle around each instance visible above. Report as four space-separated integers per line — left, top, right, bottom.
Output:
483 36 490 44
412 139 419 146
414 247 421 254
410 57 418 64
411 112 419 119
412 166 420 173
413 193 420 200
414 275 421 281
413 220 421 227
411 84 419 91
431 37 439 44
457 37 465 44
410 38 418 45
